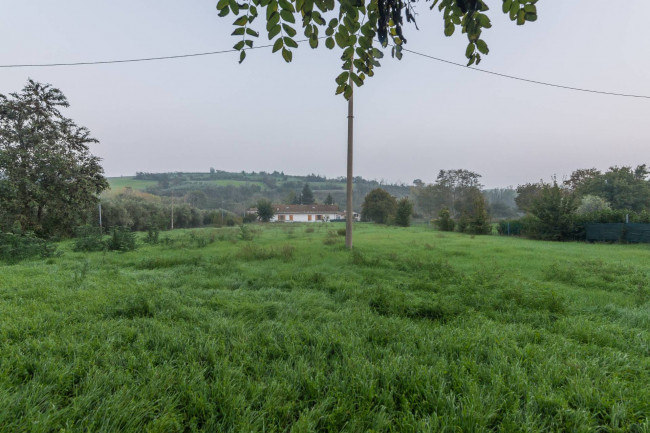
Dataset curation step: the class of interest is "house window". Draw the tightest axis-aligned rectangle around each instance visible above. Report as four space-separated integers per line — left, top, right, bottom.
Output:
308 215 312 221
316 215 322 221
278 215 285 221
289 215 293 221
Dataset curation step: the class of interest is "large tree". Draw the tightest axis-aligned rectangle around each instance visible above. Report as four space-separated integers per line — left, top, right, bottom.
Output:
0 80 108 237
362 188 396 224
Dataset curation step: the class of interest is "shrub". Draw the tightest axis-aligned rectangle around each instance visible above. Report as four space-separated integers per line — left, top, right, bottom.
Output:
239 224 254 241
73 225 106 252
0 231 58 263
323 231 340 245
497 219 524 236
435 207 455 231
243 213 258 224
143 226 160 245
107 226 137 251
395 198 413 227
337 228 346 236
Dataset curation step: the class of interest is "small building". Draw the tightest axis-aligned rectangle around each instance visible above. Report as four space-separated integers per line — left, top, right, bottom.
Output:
271 204 342 222
246 204 361 222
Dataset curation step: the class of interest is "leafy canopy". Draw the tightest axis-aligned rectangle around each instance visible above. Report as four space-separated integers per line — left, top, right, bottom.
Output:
217 0 539 97
0 80 108 237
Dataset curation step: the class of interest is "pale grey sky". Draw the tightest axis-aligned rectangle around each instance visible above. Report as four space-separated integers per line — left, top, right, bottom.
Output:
1 1 648 187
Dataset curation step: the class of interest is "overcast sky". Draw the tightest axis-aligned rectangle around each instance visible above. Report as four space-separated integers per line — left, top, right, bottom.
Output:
1 1 649 188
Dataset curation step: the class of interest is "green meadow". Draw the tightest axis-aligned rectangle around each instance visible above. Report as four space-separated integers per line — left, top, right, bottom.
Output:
0 224 648 432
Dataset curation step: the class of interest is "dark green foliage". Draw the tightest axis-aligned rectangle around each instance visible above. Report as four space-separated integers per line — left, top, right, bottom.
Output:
300 183 314 204
144 226 160 245
107 226 137 252
218 0 539 97
324 193 334 205
256 199 274 222
435 207 455 231
362 188 397 224
239 224 254 241
465 190 491 234
337 228 346 236
0 230 58 264
0 80 109 237
526 181 578 241
395 197 413 227
566 165 650 212
497 219 524 236
243 213 258 224
73 225 106 252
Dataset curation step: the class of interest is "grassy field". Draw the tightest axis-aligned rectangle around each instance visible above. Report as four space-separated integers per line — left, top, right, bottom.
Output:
0 224 648 432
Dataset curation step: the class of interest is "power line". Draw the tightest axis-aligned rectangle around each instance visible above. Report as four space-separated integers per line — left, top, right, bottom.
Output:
401 47 650 99
0 41 286 68
1 40 648 99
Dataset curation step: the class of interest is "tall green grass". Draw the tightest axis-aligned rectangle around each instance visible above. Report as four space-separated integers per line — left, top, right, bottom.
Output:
0 224 648 432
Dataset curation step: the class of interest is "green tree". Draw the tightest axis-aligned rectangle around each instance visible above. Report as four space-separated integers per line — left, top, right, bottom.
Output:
256 199 275 222
324 193 334 205
301 183 315 204
568 166 650 212
527 180 578 241
435 207 455 231
0 80 109 237
466 189 491 234
395 197 413 227
362 188 396 224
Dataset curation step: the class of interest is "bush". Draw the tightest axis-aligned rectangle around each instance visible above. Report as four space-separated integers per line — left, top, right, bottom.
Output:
0 231 58 263
497 219 524 236
243 213 258 224
144 226 160 244
107 226 137 251
395 198 413 227
239 224 254 241
435 207 455 231
337 228 346 236
73 225 106 252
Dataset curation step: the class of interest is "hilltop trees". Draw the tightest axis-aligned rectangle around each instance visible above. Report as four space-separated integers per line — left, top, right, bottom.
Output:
0 80 108 237
301 183 315 204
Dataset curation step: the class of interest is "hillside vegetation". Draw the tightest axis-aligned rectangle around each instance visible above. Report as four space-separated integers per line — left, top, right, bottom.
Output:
0 224 648 432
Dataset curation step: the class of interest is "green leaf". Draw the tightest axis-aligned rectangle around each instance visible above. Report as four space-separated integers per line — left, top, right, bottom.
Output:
344 84 353 99
267 11 280 27
233 16 248 26
217 0 229 10
325 37 335 49
371 48 384 58
284 37 298 48
335 32 348 48
335 71 349 85
465 43 475 58
232 27 246 36
281 47 292 62
476 39 489 54
246 28 259 37
239 50 247 63
444 22 455 37
268 24 281 39
309 36 318 48
502 0 512 14
525 12 537 21
524 4 536 13
516 9 525 25
350 72 363 87
282 23 296 37
280 10 295 23
229 0 240 15
233 40 245 50
325 27 334 36
272 37 283 53
278 0 295 12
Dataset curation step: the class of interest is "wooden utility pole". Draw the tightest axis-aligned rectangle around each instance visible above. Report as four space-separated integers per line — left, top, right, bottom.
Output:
171 190 174 230
345 67 354 249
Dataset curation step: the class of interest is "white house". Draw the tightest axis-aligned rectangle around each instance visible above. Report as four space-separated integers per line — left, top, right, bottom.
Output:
247 204 361 222
271 204 342 222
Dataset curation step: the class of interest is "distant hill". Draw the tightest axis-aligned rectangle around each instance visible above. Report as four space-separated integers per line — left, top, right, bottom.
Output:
106 170 410 214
